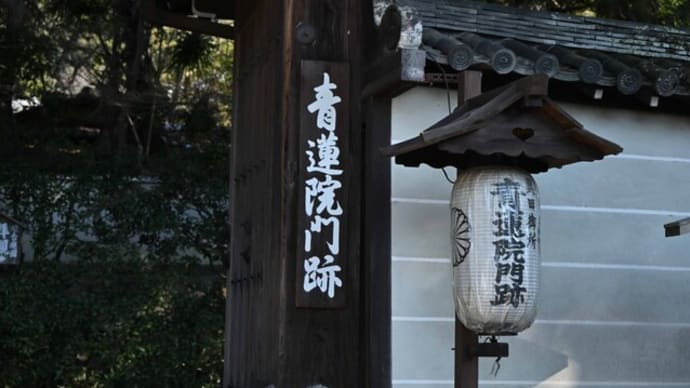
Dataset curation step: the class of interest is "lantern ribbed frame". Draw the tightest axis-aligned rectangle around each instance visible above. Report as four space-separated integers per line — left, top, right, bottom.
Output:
451 166 540 335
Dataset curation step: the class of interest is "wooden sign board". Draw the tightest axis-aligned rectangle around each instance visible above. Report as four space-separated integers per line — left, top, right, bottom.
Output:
296 60 350 308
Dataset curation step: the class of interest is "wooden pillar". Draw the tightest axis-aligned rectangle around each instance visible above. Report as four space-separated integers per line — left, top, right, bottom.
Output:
455 70 482 388
362 96 392 387
224 0 389 387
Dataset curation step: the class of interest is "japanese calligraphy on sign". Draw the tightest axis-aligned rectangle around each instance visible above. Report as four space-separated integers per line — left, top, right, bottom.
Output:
297 61 349 308
489 178 538 308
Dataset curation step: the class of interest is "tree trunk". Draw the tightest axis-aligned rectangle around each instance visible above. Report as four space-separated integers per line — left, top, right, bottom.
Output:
105 0 149 158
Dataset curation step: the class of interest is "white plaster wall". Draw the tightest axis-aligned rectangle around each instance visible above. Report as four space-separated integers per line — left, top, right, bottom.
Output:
0 222 19 263
390 87 690 387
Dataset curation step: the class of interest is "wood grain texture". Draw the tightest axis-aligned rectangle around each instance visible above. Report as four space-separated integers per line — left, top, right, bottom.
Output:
278 0 366 386
224 0 394 386
385 75 623 172
363 96 393 388
455 70 482 388
223 0 286 386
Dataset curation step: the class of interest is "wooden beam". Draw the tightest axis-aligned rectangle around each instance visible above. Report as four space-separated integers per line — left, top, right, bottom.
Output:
142 1 235 39
664 217 690 237
363 96 392 388
276 0 366 386
362 49 426 99
221 0 386 384
222 1 282 386
455 70 482 388
455 323 479 388
194 0 235 19
165 0 236 19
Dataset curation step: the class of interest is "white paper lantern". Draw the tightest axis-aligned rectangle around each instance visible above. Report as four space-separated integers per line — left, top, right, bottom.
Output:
451 166 540 334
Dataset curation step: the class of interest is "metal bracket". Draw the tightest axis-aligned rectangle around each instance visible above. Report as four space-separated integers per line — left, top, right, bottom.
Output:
192 0 216 20
467 342 509 358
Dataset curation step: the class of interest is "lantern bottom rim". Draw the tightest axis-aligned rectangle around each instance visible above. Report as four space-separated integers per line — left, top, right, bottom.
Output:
477 331 518 336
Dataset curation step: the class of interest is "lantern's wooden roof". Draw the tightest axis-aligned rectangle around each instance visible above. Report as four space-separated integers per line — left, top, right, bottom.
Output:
0 213 26 229
382 75 623 173
398 0 690 98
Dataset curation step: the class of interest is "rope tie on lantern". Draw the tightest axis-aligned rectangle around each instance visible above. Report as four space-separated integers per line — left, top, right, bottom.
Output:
442 167 456 184
435 61 457 185
433 61 453 114
487 336 502 376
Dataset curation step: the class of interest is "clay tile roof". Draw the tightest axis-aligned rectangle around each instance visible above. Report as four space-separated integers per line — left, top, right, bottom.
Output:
399 0 690 97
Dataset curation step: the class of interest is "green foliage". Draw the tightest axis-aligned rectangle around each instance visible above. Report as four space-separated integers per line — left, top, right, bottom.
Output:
0 2 232 386
0 153 229 266
1 0 234 154
171 33 217 73
0 0 234 268
482 0 690 27
0 261 224 387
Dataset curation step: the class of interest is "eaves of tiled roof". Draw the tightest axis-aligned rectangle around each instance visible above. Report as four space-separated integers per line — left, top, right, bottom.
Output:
398 0 690 98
